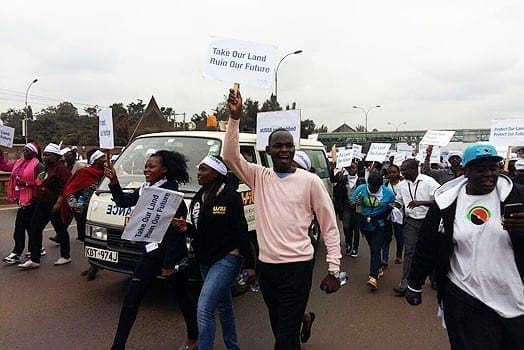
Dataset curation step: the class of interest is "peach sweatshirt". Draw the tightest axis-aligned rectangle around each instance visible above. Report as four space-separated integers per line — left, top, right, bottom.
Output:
224 118 341 271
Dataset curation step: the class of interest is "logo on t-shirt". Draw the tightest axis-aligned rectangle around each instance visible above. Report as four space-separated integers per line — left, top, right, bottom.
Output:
467 206 491 225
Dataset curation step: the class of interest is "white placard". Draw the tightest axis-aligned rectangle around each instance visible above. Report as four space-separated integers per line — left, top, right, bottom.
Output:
336 149 354 168
489 119 524 146
122 187 184 243
352 144 362 156
202 36 278 89
256 110 301 150
396 143 413 155
98 107 114 149
0 125 15 148
307 133 318 141
365 143 391 162
393 152 408 166
420 130 455 146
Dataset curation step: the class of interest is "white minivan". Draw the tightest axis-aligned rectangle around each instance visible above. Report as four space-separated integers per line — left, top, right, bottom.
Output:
84 130 332 275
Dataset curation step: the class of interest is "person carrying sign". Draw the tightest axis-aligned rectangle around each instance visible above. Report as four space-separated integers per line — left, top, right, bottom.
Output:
224 88 342 350
106 150 198 350
421 145 463 185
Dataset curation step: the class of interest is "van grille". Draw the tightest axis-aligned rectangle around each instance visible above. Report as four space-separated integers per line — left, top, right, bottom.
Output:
106 229 145 250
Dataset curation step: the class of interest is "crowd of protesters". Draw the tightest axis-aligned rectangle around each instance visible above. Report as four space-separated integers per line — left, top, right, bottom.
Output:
1 100 524 349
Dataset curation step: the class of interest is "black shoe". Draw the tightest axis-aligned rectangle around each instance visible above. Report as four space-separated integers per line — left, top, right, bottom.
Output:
49 236 59 243
76 236 85 242
300 312 316 343
393 287 406 296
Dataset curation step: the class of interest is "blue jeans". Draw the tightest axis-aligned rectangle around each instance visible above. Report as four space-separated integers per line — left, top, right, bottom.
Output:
198 255 242 350
363 227 386 279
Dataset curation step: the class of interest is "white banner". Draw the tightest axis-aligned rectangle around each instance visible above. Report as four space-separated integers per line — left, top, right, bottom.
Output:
256 110 301 150
352 144 362 157
202 36 278 89
336 149 354 168
489 119 524 146
365 143 391 162
396 143 413 155
98 107 114 149
122 187 184 243
0 125 15 148
420 130 455 146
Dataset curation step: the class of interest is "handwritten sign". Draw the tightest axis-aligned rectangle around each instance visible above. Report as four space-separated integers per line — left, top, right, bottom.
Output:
336 149 354 168
98 107 114 149
365 143 391 162
122 187 184 243
202 36 278 89
256 110 301 150
489 119 524 146
420 130 455 146
0 125 15 148
396 143 413 155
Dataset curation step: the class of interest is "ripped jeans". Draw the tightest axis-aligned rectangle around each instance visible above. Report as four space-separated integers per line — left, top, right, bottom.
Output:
112 253 198 349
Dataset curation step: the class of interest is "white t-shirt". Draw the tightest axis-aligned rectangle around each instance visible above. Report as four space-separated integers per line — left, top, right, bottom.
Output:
448 186 524 318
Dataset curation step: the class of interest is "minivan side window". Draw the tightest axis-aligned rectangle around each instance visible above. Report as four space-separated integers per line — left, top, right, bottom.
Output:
303 150 330 179
240 145 257 164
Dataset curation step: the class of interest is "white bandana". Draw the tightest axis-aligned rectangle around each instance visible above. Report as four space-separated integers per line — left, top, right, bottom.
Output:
197 155 227 175
89 150 105 165
24 143 38 154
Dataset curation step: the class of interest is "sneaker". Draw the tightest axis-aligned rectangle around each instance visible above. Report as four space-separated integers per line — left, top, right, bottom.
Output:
366 276 378 290
18 260 40 269
3 253 21 265
345 246 351 256
54 257 71 265
25 248 46 258
378 267 384 279
350 250 358 258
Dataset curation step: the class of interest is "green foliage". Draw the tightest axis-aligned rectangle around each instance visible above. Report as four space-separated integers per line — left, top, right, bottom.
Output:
127 99 145 124
261 94 282 112
301 119 316 138
355 124 365 132
0 108 26 143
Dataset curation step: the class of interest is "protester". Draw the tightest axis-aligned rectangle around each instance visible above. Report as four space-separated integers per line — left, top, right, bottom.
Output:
61 146 85 175
383 164 404 265
107 150 198 350
513 159 524 185
173 155 254 350
405 144 524 349
18 143 71 269
393 158 440 295
339 162 365 257
421 146 463 185
224 88 342 349
350 172 396 290
1 142 45 265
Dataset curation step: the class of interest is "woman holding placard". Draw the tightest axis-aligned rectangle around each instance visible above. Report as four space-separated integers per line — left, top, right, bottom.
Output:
107 150 198 350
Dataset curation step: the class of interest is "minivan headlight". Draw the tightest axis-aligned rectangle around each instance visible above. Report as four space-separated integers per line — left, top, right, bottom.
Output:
86 224 108 241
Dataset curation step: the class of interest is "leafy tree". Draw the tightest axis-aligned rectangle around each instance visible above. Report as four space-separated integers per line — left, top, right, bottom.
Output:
301 119 316 138
261 94 282 112
84 105 101 118
355 124 365 132
314 124 328 133
127 99 145 124
240 98 259 133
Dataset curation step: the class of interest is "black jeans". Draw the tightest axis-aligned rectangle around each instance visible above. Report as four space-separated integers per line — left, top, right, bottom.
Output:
12 204 35 255
28 201 53 263
444 282 524 350
50 211 73 259
258 259 314 350
342 205 360 251
74 210 87 240
112 252 198 349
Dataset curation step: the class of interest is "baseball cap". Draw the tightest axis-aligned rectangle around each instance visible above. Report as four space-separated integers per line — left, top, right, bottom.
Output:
462 144 503 167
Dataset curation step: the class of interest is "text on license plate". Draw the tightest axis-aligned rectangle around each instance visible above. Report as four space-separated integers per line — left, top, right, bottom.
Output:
85 247 118 263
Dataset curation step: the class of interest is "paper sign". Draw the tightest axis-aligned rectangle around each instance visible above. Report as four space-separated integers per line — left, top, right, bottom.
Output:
98 107 114 149
256 110 301 150
0 125 15 148
365 143 391 162
393 152 407 166
202 36 278 89
396 143 413 155
307 134 318 141
122 187 184 243
336 149 354 168
420 130 455 146
489 119 524 146
352 144 362 156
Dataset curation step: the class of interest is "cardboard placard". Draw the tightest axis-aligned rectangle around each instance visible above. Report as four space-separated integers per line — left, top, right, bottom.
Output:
365 143 391 162
0 125 15 148
420 130 455 146
256 110 301 150
336 149 354 168
98 107 114 149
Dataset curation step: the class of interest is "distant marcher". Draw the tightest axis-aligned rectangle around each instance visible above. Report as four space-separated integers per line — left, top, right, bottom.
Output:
513 159 524 186
421 146 463 185
1 142 45 265
406 144 524 349
383 164 404 265
61 147 85 175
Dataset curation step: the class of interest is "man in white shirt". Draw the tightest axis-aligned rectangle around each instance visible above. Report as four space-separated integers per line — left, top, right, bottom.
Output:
394 159 440 295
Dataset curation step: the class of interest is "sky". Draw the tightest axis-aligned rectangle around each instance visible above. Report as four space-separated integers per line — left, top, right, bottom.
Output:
1 0 523 132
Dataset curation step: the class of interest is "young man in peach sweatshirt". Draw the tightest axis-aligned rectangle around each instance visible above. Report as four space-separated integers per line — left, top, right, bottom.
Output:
224 88 342 349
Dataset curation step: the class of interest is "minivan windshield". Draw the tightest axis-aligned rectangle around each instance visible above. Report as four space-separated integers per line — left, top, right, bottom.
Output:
99 135 222 193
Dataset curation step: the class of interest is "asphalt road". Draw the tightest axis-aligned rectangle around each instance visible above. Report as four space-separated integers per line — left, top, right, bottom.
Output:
0 206 449 349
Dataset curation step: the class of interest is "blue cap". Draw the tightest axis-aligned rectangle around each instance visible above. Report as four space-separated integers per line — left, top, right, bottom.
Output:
462 144 503 167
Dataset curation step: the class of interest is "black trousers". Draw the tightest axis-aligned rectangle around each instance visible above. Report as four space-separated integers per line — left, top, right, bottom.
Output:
12 204 35 255
258 259 314 350
50 211 73 259
444 282 524 350
27 201 53 263
112 252 199 349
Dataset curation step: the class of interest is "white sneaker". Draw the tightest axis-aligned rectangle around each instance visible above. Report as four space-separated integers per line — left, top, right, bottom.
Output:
18 260 40 269
24 248 46 258
54 257 71 266
3 253 21 265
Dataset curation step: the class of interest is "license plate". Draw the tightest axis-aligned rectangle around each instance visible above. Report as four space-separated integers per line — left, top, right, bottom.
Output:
85 246 118 263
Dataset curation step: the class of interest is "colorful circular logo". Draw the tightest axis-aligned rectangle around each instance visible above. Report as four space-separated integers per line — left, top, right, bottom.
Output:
467 206 491 225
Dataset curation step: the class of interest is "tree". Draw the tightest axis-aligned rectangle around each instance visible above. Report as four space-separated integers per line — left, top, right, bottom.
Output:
355 124 365 132
261 94 282 112
314 124 328 133
301 119 316 139
240 98 259 133
84 105 101 118
127 99 145 124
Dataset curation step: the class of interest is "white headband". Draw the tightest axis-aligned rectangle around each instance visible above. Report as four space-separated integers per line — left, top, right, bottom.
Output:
24 143 38 154
197 155 227 175
293 151 311 171
89 150 105 165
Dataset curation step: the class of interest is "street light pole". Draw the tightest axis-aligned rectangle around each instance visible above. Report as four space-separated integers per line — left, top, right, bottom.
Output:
352 105 381 141
24 78 38 143
274 50 302 103
387 121 407 131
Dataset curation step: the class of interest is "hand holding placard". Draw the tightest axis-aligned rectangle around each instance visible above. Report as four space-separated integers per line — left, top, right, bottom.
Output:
228 86 242 120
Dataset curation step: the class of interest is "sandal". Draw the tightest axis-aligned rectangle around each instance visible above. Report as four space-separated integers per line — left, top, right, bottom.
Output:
300 312 316 343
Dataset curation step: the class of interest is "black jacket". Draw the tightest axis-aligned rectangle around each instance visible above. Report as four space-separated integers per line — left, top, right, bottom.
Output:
188 183 255 269
109 180 188 270
408 177 524 303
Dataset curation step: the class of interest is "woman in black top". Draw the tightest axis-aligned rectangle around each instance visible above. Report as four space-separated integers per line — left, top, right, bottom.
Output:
107 150 198 350
174 155 255 350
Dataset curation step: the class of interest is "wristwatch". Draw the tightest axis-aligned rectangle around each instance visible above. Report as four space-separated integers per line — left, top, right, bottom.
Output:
328 270 340 279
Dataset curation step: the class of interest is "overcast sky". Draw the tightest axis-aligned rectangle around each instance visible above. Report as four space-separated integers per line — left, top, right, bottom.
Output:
1 1 523 132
